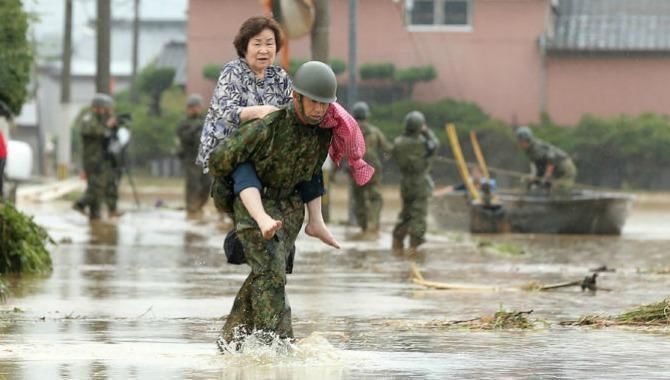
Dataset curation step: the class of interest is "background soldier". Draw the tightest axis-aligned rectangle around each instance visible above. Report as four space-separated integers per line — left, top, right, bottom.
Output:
391 111 439 251
350 101 392 239
176 94 211 217
516 126 577 193
210 61 337 350
73 94 117 220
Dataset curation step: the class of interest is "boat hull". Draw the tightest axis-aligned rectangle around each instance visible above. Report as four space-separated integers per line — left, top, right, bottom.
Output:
431 191 634 235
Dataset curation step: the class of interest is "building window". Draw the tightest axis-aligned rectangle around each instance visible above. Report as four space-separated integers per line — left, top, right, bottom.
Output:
406 0 472 31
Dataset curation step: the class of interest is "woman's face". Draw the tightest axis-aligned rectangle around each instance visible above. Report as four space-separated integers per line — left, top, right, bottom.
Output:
245 28 277 75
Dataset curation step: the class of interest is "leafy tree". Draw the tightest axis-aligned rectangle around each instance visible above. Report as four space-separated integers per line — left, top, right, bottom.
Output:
0 0 33 117
394 65 437 96
138 64 175 116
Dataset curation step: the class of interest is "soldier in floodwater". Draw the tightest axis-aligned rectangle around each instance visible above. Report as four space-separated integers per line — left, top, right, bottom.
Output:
516 126 577 193
350 101 393 239
210 61 338 350
391 111 439 251
176 94 211 218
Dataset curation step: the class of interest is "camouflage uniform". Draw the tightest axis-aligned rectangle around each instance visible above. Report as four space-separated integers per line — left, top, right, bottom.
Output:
177 112 212 213
525 138 577 192
391 128 439 248
209 105 332 343
351 121 392 231
77 112 112 219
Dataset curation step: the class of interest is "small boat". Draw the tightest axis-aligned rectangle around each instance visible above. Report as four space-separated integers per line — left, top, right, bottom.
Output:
431 190 635 235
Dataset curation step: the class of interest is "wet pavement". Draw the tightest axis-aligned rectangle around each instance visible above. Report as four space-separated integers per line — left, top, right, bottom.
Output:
1 196 670 379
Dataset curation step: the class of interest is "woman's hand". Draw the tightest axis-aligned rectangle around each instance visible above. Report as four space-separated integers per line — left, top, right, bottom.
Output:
240 105 280 122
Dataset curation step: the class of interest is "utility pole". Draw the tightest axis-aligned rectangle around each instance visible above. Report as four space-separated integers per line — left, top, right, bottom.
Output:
58 0 73 179
61 0 72 103
96 0 111 94
310 0 330 62
347 0 358 109
130 0 140 102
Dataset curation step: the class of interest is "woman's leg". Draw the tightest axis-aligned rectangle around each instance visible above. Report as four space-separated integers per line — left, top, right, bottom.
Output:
232 162 282 240
304 196 340 248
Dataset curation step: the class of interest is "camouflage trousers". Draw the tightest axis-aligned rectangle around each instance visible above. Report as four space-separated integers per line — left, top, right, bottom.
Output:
351 173 383 231
105 166 121 213
392 181 430 247
220 194 304 343
78 162 114 219
183 160 212 213
552 160 577 194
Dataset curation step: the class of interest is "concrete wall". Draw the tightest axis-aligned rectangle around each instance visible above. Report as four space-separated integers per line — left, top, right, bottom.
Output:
187 0 548 124
545 55 670 125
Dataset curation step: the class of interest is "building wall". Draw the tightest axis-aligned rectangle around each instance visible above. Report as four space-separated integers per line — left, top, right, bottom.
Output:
545 55 670 125
187 0 549 124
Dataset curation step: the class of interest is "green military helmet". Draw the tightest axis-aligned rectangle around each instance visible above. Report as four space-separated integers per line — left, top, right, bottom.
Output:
352 101 370 120
186 94 203 107
404 110 425 134
516 126 533 141
91 93 114 109
293 61 337 103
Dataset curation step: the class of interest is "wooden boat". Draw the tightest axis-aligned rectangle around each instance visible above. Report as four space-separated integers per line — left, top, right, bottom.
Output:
431 190 635 235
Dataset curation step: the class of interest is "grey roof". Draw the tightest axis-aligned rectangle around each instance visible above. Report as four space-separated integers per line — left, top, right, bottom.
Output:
546 0 670 52
155 41 187 86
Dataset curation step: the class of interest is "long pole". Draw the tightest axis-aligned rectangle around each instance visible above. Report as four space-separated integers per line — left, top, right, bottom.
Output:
347 0 358 109
58 0 73 179
96 0 111 94
130 0 140 101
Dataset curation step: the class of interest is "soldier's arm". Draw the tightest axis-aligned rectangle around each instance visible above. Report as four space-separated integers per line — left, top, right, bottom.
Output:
378 129 394 153
208 119 270 178
422 128 440 157
80 114 107 137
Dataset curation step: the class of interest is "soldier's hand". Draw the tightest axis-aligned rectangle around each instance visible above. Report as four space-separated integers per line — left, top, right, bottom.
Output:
106 117 117 128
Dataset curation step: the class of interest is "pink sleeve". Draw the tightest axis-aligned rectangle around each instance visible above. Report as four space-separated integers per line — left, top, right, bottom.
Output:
320 103 375 186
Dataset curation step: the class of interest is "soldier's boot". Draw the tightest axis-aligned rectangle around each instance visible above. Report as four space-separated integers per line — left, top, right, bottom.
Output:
392 237 404 251
409 235 425 249
72 200 88 216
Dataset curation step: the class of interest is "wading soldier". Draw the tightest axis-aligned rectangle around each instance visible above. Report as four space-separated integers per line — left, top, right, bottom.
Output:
73 94 117 221
209 61 337 349
516 126 577 193
350 101 392 238
391 111 439 251
176 94 211 217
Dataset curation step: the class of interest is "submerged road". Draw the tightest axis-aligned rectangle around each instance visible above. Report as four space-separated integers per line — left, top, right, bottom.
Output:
1 195 669 379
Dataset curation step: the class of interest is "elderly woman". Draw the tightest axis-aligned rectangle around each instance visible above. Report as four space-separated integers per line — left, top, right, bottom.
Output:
198 16 371 248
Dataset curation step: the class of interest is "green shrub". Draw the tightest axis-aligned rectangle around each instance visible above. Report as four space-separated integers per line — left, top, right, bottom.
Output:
359 62 396 80
203 63 221 81
289 58 346 76
329 58 347 75
394 65 437 84
0 0 33 116
0 203 53 274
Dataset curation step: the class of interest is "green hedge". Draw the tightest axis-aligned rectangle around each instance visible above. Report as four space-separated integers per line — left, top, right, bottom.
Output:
368 99 670 189
0 202 53 274
359 62 396 80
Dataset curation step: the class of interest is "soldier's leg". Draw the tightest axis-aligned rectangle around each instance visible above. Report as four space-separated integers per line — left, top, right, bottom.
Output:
87 171 105 220
408 195 429 248
196 172 212 212
105 168 120 214
392 195 412 247
367 177 383 232
351 180 367 230
219 273 254 343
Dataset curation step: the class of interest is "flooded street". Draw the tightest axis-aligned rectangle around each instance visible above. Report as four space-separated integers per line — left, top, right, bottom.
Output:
1 192 670 379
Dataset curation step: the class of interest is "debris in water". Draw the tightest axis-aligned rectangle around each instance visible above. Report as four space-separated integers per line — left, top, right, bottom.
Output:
562 298 670 327
477 240 525 256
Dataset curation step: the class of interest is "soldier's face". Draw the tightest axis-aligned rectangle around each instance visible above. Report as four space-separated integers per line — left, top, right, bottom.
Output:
245 28 277 75
296 95 329 125
518 139 530 150
187 105 202 116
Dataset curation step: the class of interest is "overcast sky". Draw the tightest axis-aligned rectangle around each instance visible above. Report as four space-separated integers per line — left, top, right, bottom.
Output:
23 0 188 39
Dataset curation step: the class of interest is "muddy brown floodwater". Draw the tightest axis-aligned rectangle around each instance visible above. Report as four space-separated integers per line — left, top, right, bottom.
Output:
1 194 670 380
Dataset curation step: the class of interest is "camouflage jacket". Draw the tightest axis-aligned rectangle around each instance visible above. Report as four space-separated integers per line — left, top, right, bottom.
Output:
208 105 332 196
80 111 111 172
525 138 573 177
176 113 205 163
359 121 393 171
392 129 439 195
